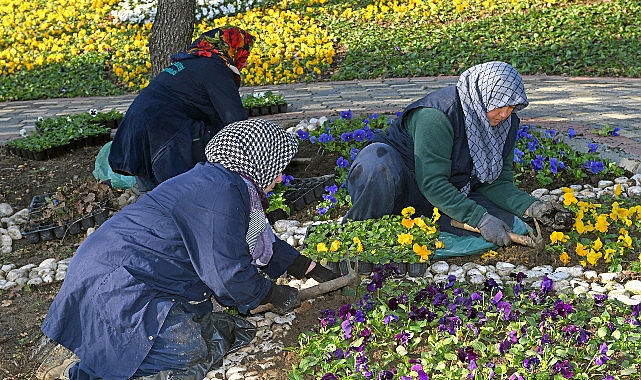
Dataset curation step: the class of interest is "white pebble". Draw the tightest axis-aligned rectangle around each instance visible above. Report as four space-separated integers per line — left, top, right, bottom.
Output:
573 285 589 295
599 272 621 283
274 314 296 325
27 277 43 286
39 258 58 270
597 180 614 188
430 261 449 274
7 225 22 240
531 188 549 198
468 274 486 285
495 262 516 276
625 280 641 295
0 203 13 217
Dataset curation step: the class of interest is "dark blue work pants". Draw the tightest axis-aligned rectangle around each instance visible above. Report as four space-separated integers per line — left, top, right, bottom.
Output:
344 142 514 235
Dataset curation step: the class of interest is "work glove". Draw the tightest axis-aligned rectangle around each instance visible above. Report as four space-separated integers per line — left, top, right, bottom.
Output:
477 213 512 247
260 284 300 314
525 201 574 230
287 254 340 282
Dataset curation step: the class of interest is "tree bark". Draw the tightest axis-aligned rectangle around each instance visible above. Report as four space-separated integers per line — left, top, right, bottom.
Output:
149 0 196 78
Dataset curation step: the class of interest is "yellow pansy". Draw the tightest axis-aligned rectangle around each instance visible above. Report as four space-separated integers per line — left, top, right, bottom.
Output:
595 214 610 233
353 237 363 252
432 207 441 222
593 237 603 251
582 220 595 233
414 218 427 229
559 251 570 265
329 240 341 252
604 248 616 263
398 233 413 245
402 218 415 229
574 218 586 235
550 231 569 244
587 249 602 266
413 243 431 262
618 230 633 248
402 206 416 218
423 225 437 235
610 202 631 221
435 240 445 249
562 190 578 206
481 250 498 259
317 242 328 252
575 242 589 257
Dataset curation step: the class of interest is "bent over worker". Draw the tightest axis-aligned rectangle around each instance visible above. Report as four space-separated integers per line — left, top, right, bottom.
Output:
38 119 338 379
109 27 254 192
344 61 571 246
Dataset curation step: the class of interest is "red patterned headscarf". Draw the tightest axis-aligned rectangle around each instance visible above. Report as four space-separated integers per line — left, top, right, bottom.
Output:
171 27 255 83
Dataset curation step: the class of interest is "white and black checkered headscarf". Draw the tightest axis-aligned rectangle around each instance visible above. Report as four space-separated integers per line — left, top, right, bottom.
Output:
205 119 298 190
456 62 528 184
205 119 298 266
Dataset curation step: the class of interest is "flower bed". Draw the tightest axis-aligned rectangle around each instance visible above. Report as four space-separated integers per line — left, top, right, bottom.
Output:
290 265 641 380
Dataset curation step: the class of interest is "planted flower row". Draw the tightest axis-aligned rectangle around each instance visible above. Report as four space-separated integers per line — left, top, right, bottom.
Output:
514 125 624 187
303 206 442 268
547 189 641 273
5 109 122 161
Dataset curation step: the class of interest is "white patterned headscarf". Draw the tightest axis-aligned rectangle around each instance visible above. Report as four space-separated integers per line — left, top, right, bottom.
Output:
456 62 528 184
205 119 298 266
205 119 298 190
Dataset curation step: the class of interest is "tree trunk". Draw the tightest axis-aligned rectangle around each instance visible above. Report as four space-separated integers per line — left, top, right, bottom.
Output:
149 0 196 78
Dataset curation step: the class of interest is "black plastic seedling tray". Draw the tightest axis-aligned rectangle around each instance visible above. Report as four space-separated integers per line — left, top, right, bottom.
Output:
21 193 109 244
267 175 335 223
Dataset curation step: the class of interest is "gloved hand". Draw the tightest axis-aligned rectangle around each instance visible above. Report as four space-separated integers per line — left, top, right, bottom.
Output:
306 264 340 282
287 255 339 282
477 213 512 246
525 201 574 230
260 284 300 314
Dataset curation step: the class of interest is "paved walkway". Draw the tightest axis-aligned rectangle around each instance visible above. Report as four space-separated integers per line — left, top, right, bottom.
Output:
2 75 641 172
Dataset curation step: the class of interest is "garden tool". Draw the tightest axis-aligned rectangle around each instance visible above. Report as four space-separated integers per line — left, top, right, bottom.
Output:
251 253 360 314
450 217 544 248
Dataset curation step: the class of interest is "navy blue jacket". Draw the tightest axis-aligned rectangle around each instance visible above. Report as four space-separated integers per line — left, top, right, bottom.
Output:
41 163 296 379
109 57 248 189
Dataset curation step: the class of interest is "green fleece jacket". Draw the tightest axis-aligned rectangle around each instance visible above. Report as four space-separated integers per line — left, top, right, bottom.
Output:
404 107 536 228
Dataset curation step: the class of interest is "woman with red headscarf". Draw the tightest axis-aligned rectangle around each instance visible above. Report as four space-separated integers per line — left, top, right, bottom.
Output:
109 27 255 192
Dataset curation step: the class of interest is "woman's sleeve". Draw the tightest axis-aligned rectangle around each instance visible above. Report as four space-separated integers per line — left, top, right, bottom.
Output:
406 108 488 226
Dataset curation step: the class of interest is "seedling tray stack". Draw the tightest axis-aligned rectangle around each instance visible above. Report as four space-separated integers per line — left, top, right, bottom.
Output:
21 193 109 244
267 174 335 223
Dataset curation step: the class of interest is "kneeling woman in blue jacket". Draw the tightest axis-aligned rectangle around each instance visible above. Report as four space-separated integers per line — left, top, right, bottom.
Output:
39 119 336 379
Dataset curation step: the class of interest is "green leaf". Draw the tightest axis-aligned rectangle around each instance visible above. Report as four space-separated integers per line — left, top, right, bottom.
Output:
597 326 610 339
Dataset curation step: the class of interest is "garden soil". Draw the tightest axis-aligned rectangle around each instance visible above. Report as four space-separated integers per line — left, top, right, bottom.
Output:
0 138 635 379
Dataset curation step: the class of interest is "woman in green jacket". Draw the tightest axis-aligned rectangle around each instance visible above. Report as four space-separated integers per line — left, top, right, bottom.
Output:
344 62 571 246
